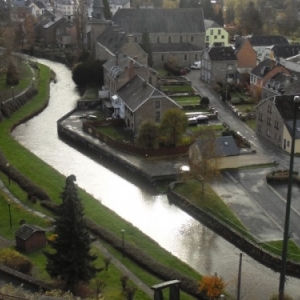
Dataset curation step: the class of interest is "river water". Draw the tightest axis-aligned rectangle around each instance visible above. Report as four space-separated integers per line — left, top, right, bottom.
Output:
11 60 300 300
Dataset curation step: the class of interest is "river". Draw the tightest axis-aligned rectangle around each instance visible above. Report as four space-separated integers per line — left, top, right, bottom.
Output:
11 59 300 300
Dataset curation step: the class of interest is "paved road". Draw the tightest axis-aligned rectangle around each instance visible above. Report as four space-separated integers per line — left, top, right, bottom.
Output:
186 71 300 247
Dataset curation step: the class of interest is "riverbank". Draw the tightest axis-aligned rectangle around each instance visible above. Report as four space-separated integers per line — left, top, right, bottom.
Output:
0 61 204 300
56 106 300 279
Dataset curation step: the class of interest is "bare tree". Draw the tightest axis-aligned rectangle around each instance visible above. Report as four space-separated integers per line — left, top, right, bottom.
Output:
188 127 222 194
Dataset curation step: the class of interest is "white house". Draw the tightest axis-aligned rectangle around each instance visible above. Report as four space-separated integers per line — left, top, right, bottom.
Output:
108 0 130 15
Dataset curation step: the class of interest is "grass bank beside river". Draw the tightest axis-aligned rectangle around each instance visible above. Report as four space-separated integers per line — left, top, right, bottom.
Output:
0 62 203 299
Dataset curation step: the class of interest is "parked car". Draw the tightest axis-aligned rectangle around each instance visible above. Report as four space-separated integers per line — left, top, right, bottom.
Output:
196 115 209 123
190 61 201 70
184 67 191 73
180 69 187 75
188 117 198 126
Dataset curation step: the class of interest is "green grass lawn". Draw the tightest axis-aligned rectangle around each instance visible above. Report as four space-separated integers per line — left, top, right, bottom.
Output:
172 95 200 106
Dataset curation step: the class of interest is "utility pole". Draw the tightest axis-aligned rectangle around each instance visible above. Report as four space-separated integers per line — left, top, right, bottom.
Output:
237 253 242 300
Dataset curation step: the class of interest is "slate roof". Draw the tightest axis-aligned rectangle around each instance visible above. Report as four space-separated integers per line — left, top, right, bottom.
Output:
43 16 65 29
111 8 205 34
234 37 247 52
248 35 289 47
284 79 300 94
103 56 140 78
34 0 47 9
251 59 276 78
270 45 300 59
274 95 300 121
207 46 236 61
15 224 46 240
117 75 180 112
204 19 221 30
195 136 240 157
151 42 200 52
97 25 128 54
264 72 291 90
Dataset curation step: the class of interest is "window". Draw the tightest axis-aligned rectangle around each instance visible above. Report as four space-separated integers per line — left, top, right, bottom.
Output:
161 55 164 61
155 100 160 108
267 105 272 113
168 36 171 43
134 36 137 42
157 36 160 43
266 129 270 137
195 54 198 60
267 117 271 125
258 113 263 121
221 35 224 39
155 111 160 121
184 54 187 61
218 29 221 35
214 36 217 39
287 141 290 147
274 121 279 129
206 36 209 41
210 29 213 35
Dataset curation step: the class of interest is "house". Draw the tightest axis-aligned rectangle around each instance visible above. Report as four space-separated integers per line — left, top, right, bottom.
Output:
248 35 289 62
261 44 300 62
116 74 181 133
15 224 47 252
204 19 229 48
256 94 300 152
42 16 66 46
250 59 292 98
108 0 130 15
234 37 257 81
55 0 76 18
95 8 206 68
56 19 76 48
201 46 237 84
29 0 48 17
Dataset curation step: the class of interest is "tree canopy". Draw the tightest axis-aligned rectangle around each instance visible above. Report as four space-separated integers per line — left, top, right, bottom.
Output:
160 108 188 146
136 119 160 149
44 175 98 294
238 1 262 35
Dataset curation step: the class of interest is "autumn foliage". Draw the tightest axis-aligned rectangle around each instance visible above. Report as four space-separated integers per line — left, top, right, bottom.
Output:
199 274 226 299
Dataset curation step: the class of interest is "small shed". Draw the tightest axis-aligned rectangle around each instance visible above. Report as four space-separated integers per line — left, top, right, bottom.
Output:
15 224 47 253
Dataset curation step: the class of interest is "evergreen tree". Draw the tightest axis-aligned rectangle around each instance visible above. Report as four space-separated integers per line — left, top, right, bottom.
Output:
44 175 98 294
140 28 153 67
103 0 112 20
200 0 214 19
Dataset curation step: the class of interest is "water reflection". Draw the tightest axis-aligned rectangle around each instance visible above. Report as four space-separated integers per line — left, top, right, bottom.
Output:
11 59 300 300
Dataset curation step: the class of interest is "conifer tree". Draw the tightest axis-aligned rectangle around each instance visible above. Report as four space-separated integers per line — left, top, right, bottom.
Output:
44 175 98 294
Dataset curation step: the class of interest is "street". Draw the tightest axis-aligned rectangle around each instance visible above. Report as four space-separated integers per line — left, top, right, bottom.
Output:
186 70 300 247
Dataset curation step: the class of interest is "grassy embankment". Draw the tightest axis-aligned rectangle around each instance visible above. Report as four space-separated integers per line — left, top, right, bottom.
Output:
0 62 202 299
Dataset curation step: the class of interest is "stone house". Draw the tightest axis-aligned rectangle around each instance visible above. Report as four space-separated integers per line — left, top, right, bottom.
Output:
247 35 289 62
201 46 237 84
29 0 48 17
256 94 300 152
15 224 47 252
117 75 181 133
204 19 229 48
56 19 76 48
42 16 66 46
250 59 292 98
95 8 206 68
234 37 257 81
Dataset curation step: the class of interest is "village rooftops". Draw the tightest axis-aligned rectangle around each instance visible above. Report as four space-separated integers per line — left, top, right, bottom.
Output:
207 46 237 61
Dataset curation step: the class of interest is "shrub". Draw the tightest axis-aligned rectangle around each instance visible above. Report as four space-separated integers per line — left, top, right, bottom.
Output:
269 294 293 300
200 96 210 107
0 249 33 274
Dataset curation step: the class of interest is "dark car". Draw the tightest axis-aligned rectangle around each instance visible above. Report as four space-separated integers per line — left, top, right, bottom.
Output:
180 69 187 75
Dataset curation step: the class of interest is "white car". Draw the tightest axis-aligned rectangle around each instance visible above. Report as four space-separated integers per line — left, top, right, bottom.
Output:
190 61 201 69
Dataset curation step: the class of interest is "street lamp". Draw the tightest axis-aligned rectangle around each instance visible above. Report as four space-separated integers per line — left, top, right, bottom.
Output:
32 77 35 88
8 201 12 229
6 163 10 185
279 95 300 300
121 229 125 257
11 86 14 100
